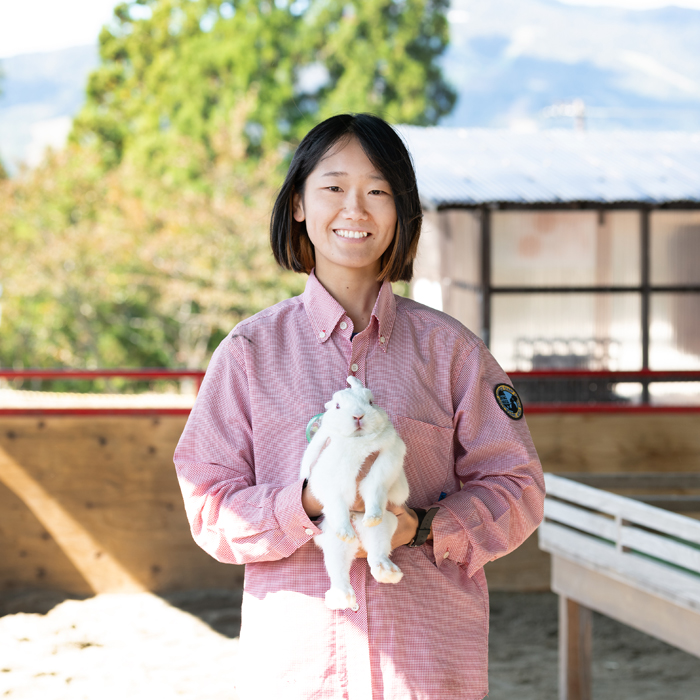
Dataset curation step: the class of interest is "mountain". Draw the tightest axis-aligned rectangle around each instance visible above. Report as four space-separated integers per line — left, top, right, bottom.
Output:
1 1 700 173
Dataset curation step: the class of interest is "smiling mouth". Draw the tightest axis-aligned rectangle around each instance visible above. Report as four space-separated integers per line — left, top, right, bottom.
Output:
334 229 369 239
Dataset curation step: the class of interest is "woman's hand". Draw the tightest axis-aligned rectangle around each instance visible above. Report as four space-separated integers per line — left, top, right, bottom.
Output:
301 438 329 518
351 451 422 558
353 503 421 558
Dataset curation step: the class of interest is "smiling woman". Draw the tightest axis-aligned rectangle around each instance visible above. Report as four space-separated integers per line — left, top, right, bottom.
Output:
174 113 545 700
270 114 421 331
291 138 398 319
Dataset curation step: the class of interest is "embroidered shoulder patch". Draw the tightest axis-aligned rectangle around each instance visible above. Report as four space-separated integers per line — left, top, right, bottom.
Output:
305 413 325 443
494 384 523 420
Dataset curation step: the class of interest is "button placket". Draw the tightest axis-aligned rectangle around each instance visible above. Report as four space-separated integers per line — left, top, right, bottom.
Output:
348 334 367 385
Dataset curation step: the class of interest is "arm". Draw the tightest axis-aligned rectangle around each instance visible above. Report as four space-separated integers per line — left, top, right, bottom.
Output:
173 337 321 566
429 341 545 574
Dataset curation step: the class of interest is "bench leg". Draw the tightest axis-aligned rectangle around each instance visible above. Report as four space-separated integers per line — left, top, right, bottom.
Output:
559 595 592 700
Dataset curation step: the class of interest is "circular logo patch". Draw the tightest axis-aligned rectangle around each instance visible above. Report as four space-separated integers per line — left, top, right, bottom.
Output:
305 413 324 443
494 384 523 420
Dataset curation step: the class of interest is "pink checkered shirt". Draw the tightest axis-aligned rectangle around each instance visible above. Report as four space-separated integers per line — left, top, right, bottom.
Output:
174 270 544 700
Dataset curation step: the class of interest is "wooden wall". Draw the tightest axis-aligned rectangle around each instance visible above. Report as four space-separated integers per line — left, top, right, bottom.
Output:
1 412 698 595
0 415 242 595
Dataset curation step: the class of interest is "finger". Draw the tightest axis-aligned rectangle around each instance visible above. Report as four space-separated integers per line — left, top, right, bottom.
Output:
358 451 379 479
386 503 407 515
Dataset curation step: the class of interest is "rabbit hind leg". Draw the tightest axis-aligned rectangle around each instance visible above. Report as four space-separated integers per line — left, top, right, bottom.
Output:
356 511 403 584
315 527 360 610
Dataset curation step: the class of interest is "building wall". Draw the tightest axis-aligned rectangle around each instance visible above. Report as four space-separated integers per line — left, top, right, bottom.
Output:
1 412 698 594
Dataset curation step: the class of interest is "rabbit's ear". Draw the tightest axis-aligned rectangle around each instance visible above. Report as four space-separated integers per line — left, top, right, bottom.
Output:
347 376 362 391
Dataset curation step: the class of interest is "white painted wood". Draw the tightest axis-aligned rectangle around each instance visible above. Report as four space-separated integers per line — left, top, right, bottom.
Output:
539 521 700 612
620 525 700 575
551 556 700 658
561 473 700 489
545 473 700 545
544 499 617 540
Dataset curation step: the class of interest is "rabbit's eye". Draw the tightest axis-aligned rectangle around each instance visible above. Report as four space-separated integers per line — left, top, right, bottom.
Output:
369 400 373 405
336 403 340 409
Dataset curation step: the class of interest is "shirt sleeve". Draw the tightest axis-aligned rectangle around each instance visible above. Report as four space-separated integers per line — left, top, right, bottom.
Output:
429 340 545 575
173 336 321 566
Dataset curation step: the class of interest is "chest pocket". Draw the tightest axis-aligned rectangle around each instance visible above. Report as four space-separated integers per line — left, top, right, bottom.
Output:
391 414 454 507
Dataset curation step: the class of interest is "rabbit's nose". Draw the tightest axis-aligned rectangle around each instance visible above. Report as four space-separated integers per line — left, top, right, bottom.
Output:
354 414 364 421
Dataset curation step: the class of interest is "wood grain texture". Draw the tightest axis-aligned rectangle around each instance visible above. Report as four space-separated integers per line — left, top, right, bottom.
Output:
2 412 699 594
552 556 700 659
526 413 700 474
558 596 592 700
0 417 243 594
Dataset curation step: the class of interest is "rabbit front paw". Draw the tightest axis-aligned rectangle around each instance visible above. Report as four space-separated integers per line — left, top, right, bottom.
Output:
370 558 404 584
325 588 358 611
362 511 383 527
335 524 357 542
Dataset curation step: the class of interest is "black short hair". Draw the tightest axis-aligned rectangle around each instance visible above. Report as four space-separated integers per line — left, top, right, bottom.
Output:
270 113 422 283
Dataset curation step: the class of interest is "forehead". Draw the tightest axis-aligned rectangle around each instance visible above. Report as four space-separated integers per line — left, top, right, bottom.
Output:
310 137 387 181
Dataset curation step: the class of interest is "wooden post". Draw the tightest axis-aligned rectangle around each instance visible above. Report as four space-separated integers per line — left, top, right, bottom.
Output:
559 595 592 700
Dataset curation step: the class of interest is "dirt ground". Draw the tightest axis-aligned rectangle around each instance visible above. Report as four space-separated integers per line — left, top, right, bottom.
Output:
1 589 699 699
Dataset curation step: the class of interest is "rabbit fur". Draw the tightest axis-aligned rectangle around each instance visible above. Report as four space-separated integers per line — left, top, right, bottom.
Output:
300 376 409 611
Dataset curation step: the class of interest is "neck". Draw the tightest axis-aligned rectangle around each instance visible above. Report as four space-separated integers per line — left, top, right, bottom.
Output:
314 265 382 333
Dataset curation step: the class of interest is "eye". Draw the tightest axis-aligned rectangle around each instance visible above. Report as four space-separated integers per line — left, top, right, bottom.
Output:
369 400 373 405
336 403 340 409
326 186 342 192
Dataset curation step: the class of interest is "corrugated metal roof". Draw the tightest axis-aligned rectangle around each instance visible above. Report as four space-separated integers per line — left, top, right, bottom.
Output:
396 127 700 208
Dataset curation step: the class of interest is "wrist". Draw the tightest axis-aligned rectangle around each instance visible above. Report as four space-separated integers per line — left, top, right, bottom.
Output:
408 507 439 548
301 479 323 518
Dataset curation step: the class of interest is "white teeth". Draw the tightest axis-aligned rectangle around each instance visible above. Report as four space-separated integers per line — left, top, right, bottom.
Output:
335 229 369 239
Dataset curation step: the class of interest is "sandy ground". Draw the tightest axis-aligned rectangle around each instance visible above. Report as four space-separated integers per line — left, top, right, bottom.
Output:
1 589 699 699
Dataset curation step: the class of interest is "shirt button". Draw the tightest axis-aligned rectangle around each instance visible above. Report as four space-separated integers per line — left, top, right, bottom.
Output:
305 528 314 536
340 321 347 330
443 551 450 559
379 336 386 344
351 603 360 612
318 331 326 339
350 363 359 373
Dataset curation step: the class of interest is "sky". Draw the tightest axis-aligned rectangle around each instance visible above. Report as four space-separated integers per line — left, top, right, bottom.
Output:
2 0 700 59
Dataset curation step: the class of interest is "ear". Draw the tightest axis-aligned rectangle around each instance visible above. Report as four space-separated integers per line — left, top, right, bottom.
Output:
347 376 362 391
292 192 305 223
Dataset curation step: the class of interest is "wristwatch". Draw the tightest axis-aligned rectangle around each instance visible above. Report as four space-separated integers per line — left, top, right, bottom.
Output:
407 507 439 547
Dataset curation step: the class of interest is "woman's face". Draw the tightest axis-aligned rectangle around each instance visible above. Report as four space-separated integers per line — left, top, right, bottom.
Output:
293 136 397 281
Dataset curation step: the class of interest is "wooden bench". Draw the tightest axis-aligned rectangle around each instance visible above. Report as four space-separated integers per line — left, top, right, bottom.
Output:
539 473 700 700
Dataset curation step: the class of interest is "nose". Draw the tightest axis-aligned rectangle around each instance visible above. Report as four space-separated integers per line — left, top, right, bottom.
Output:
343 191 368 219
353 414 364 421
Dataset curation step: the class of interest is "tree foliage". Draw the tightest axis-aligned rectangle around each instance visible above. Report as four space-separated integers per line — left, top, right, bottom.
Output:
1 0 454 373
71 0 455 181
0 121 304 371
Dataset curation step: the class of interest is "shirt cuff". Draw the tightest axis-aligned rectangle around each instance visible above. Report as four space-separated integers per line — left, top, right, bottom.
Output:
430 506 471 569
274 478 323 548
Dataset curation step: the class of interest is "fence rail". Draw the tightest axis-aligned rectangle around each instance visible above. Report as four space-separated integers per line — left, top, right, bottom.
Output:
1 369 699 415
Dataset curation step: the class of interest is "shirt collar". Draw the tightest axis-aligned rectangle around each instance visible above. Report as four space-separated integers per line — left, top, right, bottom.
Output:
303 270 397 352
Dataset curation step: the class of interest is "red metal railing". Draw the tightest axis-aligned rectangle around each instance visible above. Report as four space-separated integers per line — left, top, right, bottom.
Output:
0 369 205 416
0 369 699 415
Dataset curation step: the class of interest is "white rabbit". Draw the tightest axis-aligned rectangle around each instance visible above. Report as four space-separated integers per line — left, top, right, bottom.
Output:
300 376 409 611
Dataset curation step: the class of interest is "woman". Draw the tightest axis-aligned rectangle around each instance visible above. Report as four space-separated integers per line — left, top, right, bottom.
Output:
174 113 544 700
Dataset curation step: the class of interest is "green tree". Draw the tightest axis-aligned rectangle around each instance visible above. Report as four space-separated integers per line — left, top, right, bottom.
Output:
71 0 455 182
2 0 454 374
0 119 304 373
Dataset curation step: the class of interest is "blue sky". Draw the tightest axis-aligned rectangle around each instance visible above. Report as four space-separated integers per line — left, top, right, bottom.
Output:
2 0 700 59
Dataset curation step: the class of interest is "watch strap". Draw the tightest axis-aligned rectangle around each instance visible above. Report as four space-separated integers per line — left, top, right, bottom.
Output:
408 506 439 547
